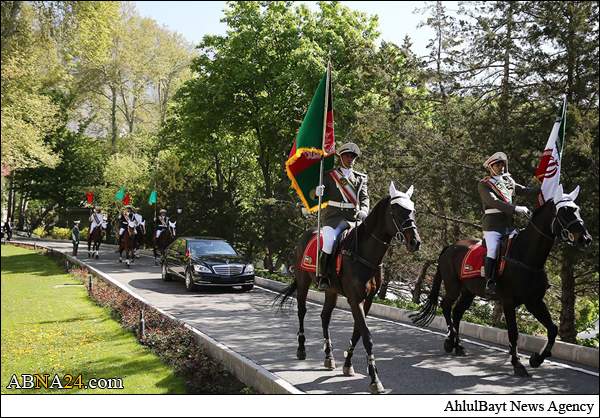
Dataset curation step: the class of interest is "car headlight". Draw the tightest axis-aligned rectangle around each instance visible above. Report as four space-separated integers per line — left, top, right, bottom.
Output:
193 264 212 274
245 264 254 274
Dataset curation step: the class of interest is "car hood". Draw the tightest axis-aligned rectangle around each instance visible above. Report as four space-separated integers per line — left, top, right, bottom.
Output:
191 254 248 265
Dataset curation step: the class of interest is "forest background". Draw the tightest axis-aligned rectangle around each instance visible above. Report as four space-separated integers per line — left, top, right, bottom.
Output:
1 1 598 345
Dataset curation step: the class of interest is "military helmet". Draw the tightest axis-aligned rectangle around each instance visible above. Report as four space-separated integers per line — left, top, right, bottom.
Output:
484 152 508 175
336 142 361 157
94 206 101 211
74 220 80 224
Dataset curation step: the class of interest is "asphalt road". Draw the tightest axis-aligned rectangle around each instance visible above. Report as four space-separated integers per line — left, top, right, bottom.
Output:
7 238 599 395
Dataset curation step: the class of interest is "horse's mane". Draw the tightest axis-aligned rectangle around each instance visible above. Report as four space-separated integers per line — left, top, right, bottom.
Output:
354 195 392 239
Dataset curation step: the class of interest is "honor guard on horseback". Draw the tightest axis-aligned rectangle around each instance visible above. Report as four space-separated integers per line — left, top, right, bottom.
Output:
117 205 136 245
155 209 170 240
89 206 105 237
315 142 369 291
478 152 540 296
134 207 144 226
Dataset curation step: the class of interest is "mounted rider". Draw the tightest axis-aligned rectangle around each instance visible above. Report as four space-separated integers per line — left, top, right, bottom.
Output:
133 207 145 231
117 205 136 245
88 206 105 237
315 142 369 291
154 209 171 241
478 152 540 296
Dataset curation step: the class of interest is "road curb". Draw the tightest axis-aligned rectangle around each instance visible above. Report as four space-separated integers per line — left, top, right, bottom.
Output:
7 242 304 395
255 276 599 369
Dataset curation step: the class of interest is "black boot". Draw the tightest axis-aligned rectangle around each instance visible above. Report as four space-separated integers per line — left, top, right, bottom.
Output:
317 251 332 291
484 257 498 296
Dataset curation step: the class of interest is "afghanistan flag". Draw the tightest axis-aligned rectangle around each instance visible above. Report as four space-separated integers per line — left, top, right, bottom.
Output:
286 62 335 213
535 96 567 208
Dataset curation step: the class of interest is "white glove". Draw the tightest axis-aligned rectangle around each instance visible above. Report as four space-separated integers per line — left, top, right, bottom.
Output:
315 185 325 197
514 206 531 217
356 210 367 221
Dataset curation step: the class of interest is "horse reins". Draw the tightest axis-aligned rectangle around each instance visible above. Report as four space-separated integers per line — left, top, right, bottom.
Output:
345 200 417 270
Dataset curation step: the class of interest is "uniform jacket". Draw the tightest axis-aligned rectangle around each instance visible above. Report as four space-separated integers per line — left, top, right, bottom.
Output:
72 226 80 242
119 211 135 227
322 167 369 228
155 215 170 230
478 174 540 233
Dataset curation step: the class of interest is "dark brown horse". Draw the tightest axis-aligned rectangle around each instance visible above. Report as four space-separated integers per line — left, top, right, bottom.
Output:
87 225 104 259
277 182 421 394
411 185 592 377
153 221 176 265
119 219 136 268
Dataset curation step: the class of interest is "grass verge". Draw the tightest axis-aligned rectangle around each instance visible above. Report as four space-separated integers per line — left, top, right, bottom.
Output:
1 244 188 394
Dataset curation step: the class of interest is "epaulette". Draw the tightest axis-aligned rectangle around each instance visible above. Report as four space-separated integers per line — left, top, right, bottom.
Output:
354 171 367 178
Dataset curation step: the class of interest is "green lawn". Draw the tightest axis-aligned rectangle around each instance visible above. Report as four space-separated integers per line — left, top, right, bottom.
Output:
1 244 187 394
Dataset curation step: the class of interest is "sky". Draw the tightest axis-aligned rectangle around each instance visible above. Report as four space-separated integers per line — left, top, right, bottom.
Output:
133 1 461 57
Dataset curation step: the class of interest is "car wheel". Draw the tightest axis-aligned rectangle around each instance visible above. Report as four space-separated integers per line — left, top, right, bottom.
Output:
242 284 254 292
161 262 172 282
185 269 199 292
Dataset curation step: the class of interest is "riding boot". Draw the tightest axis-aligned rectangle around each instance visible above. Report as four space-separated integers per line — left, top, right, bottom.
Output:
317 251 332 291
484 257 498 296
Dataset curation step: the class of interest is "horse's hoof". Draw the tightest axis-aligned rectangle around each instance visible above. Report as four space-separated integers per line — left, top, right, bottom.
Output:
95 255 99 259
514 364 530 377
324 358 336 370
343 365 355 376
119 259 122 263
455 346 468 357
369 381 385 394
296 349 306 360
443 339 454 353
529 354 543 368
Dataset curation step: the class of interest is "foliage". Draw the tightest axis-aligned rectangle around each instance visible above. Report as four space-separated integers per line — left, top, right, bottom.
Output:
49 227 72 240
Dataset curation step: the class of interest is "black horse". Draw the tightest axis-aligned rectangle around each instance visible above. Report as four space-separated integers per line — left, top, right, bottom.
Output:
153 221 176 265
87 225 104 259
277 182 421 394
411 185 592 377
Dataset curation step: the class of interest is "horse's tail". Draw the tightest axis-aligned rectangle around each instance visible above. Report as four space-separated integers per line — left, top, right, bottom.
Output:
409 245 450 327
268 280 298 317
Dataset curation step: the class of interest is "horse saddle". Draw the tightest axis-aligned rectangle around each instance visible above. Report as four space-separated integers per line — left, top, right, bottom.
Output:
460 235 515 280
298 229 350 276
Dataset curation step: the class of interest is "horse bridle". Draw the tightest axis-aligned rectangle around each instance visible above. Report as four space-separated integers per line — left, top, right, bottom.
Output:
527 200 585 246
370 201 417 247
552 202 585 246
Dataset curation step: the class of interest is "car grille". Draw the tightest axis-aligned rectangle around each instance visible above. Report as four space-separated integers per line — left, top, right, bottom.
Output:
212 264 245 276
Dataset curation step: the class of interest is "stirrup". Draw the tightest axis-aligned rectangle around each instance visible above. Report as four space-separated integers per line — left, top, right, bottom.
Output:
485 279 497 296
318 276 331 291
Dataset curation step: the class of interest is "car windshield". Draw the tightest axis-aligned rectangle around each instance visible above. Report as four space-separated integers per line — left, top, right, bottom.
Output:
189 240 237 256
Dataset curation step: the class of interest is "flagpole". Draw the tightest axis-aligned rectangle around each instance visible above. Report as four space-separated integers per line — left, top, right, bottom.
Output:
316 56 332 277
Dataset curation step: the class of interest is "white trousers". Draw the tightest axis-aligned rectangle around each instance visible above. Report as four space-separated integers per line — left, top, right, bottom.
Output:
483 229 515 259
119 227 136 235
321 221 349 254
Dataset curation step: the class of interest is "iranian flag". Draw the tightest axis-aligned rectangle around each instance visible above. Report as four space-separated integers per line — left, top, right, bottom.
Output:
535 96 567 208
286 62 335 213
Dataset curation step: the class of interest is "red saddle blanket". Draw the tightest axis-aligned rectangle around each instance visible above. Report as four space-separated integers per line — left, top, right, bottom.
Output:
460 236 514 280
298 233 344 274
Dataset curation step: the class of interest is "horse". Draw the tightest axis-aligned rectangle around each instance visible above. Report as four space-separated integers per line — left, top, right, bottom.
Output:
134 220 146 258
153 221 176 265
87 224 104 259
276 182 421 394
119 219 136 268
410 185 592 377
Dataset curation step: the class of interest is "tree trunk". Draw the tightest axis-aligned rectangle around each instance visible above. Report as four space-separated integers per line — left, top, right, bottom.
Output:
559 253 577 342
377 265 390 300
6 173 15 221
413 259 436 303
29 202 58 232
110 85 118 153
491 301 504 327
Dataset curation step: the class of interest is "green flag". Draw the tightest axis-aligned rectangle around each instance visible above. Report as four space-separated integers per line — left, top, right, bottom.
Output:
114 187 125 201
286 63 335 212
148 190 157 205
